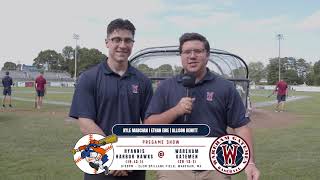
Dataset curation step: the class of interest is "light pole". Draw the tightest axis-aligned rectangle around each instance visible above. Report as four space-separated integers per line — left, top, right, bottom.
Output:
73 33 80 82
276 34 283 81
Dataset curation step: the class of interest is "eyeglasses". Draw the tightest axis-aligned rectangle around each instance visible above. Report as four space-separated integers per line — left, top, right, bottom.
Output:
108 37 135 45
181 49 206 56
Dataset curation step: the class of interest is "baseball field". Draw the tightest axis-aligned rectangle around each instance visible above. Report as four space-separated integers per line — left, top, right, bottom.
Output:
0 87 319 180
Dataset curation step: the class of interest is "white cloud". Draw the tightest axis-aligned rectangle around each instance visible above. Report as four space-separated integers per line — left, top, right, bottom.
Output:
0 0 167 67
235 15 292 32
169 4 216 13
214 0 235 7
296 10 320 31
166 12 237 29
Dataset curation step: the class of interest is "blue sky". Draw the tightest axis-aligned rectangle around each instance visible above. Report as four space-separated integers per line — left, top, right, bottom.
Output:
0 0 319 68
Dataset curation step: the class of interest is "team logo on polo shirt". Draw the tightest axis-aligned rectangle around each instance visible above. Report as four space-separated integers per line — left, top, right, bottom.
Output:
206 91 214 101
132 84 139 94
209 134 250 175
71 134 117 175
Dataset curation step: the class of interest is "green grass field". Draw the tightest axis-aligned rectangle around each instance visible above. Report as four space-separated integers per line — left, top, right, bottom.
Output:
0 87 319 180
234 90 320 180
11 87 74 102
249 89 301 103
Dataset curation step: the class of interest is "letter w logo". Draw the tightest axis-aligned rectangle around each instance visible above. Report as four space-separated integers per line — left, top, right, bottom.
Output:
221 144 239 166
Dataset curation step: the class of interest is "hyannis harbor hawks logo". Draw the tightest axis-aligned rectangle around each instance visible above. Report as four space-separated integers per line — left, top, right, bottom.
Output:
71 134 117 175
209 135 250 175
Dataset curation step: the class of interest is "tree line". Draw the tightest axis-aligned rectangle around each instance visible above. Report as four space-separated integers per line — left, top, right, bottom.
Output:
249 57 320 86
1 46 106 78
1 46 320 85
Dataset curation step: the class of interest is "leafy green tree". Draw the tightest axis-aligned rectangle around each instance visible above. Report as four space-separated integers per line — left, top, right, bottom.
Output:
77 48 106 77
137 64 154 77
2 62 17 70
314 60 320 75
248 62 266 84
313 60 320 85
61 46 74 72
295 58 311 84
284 57 295 70
266 58 281 84
314 74 320 85
156 64 173 77
232 67 247 79
266 57 311 85
296 58 311 76
62 46 107 77
173 65 183 75
305 71 314 85
282 69 299 84
33 47 106 77
62 46 74 60
33 50 63 71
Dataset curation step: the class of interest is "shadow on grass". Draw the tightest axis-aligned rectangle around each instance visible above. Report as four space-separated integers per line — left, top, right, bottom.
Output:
0 114 18 122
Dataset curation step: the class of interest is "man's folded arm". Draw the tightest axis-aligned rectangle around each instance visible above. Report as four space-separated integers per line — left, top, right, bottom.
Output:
78 117 106 136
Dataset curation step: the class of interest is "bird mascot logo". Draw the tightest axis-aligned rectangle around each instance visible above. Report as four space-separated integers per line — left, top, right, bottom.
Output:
71 134 117 175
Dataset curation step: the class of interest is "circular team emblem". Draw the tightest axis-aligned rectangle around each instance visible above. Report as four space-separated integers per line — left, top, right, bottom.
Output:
209 134 250 175
71 134 117 175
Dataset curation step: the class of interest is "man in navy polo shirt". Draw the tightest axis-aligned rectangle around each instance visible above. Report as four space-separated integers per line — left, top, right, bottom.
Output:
145 33 260 180
69 18 153 180
2 71 13 108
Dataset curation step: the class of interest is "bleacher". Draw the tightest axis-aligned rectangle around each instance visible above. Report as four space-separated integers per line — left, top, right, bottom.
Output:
0 70 73 81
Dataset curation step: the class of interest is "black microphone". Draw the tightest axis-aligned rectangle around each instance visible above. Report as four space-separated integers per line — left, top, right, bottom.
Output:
181 73 196 122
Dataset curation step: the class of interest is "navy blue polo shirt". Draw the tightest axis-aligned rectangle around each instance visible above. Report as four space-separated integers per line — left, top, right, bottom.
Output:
145 70 249 137
69 59 153 135
2 75 13 88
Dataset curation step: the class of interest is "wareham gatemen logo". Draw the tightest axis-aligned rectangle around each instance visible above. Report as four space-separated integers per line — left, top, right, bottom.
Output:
71 134 117 175
209 134 250 175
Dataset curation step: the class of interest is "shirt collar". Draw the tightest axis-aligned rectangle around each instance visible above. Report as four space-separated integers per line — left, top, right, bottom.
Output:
101 57 136 77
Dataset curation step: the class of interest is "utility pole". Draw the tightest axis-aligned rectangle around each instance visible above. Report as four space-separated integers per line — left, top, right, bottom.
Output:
276 34 283 81
73 33 80 82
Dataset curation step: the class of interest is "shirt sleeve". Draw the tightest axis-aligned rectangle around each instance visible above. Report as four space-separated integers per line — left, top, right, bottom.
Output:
145 80 167 119
226 85 250 128
140 79 154 121
69 73 97 121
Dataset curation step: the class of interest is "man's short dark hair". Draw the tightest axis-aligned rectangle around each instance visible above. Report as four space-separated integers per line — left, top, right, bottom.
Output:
5 71 9 75
179 33 210 56
107 18 136 37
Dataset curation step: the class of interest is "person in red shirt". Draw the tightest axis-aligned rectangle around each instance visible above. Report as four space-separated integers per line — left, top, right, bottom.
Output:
35 71 47 109
274 79 288 112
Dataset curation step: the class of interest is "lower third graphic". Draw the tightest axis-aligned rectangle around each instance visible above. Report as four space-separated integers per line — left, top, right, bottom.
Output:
71 134 117 175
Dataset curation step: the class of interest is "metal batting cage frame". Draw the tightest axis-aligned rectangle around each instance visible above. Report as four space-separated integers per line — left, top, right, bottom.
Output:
129 46 250 114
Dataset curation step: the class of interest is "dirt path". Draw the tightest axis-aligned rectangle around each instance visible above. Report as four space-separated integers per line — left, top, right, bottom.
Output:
248 108 301 129
254 96 310 108
247 96 309 128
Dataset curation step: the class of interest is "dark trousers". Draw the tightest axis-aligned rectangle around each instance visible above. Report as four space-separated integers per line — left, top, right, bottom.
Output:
84 171 145 180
